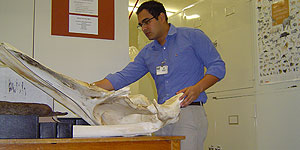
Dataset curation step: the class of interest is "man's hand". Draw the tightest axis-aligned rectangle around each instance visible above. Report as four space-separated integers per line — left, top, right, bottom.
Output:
90 79 114 91
176 74 220 107
176 85 201 107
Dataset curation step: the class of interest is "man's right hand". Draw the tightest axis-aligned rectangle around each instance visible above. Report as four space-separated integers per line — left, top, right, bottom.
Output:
90 79 114 91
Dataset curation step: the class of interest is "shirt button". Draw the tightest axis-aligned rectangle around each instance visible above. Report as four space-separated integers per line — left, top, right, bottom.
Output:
166 81 168 84
163 47 166 50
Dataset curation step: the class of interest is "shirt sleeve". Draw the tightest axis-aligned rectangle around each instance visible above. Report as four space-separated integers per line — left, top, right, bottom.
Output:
105 49 149 90
190 29 226 80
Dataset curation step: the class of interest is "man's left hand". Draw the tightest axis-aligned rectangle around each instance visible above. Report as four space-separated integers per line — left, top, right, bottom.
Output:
176 74 219 107
176 85 201 108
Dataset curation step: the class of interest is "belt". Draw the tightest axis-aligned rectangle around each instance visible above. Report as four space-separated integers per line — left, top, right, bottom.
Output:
190 102 203 106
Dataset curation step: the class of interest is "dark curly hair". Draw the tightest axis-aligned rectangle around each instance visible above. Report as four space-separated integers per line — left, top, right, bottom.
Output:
136 0 168 22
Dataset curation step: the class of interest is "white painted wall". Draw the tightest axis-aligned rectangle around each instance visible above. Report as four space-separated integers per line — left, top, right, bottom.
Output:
0 0 52 107
256 86 300 150
254 0 300 149
0 0 34 56
0 0 129 117
34 0 129 83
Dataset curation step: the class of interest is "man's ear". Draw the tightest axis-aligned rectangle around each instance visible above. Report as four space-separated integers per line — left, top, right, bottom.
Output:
158 12 166 23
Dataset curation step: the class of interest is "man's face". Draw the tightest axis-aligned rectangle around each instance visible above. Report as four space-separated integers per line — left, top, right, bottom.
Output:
137 9 163 40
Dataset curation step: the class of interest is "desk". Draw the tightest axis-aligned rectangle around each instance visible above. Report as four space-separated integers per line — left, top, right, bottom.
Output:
0 136 185 150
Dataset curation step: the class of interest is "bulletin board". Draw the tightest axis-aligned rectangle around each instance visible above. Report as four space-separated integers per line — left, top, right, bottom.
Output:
51 0 114 40
256 0 300 84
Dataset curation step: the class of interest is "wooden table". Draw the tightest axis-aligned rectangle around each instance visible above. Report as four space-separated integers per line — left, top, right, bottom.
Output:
0 136 185 150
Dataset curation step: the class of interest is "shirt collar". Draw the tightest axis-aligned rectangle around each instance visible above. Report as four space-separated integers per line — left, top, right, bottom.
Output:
152 23 177 49
168 23 177 36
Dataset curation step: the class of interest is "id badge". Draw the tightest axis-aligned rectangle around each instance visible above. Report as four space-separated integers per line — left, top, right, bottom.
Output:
156 65 168 75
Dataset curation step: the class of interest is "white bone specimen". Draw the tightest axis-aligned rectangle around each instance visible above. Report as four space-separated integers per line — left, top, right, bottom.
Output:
0 43 182 137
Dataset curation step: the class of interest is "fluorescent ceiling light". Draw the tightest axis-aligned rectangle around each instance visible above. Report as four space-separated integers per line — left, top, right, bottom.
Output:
128 6 138 12
182 0 205 11
166 12 174 17
185 14 200 19
182 4 195 11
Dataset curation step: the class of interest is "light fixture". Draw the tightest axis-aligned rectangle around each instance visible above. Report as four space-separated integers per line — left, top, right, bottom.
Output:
166 12 174 17
128 6 138 12
182 4 195 11
184 14 200 20
182 0 204 11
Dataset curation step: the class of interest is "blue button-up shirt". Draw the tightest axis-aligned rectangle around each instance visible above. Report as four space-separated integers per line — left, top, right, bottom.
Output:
106 24 225 104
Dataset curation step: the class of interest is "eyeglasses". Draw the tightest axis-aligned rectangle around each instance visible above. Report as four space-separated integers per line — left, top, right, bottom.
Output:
137 17 155 29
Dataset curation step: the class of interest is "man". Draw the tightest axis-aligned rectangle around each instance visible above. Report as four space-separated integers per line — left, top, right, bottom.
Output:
91 1 225 150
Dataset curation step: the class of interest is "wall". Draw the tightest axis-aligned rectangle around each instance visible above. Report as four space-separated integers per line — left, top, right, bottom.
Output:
0 0 129 117
129 13 139 49
0 0 52 106
0 0 34 57
255 0 300 150
34 0 129 83
256 87 300 150
128 13 141 95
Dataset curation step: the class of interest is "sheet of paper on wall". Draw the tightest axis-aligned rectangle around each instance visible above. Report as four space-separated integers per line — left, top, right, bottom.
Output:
0 42 182 137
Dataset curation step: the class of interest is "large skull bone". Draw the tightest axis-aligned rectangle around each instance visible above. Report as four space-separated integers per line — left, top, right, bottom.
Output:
0 43 182 137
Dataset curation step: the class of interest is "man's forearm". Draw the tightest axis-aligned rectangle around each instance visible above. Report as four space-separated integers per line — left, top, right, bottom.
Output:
195 74 219 93
91 78 114 91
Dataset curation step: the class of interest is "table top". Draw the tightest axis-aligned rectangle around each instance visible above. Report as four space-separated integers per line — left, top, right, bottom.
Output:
0 136 185 144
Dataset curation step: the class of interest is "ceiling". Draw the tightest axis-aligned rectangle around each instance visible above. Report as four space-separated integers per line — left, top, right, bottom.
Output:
129 0 200 13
